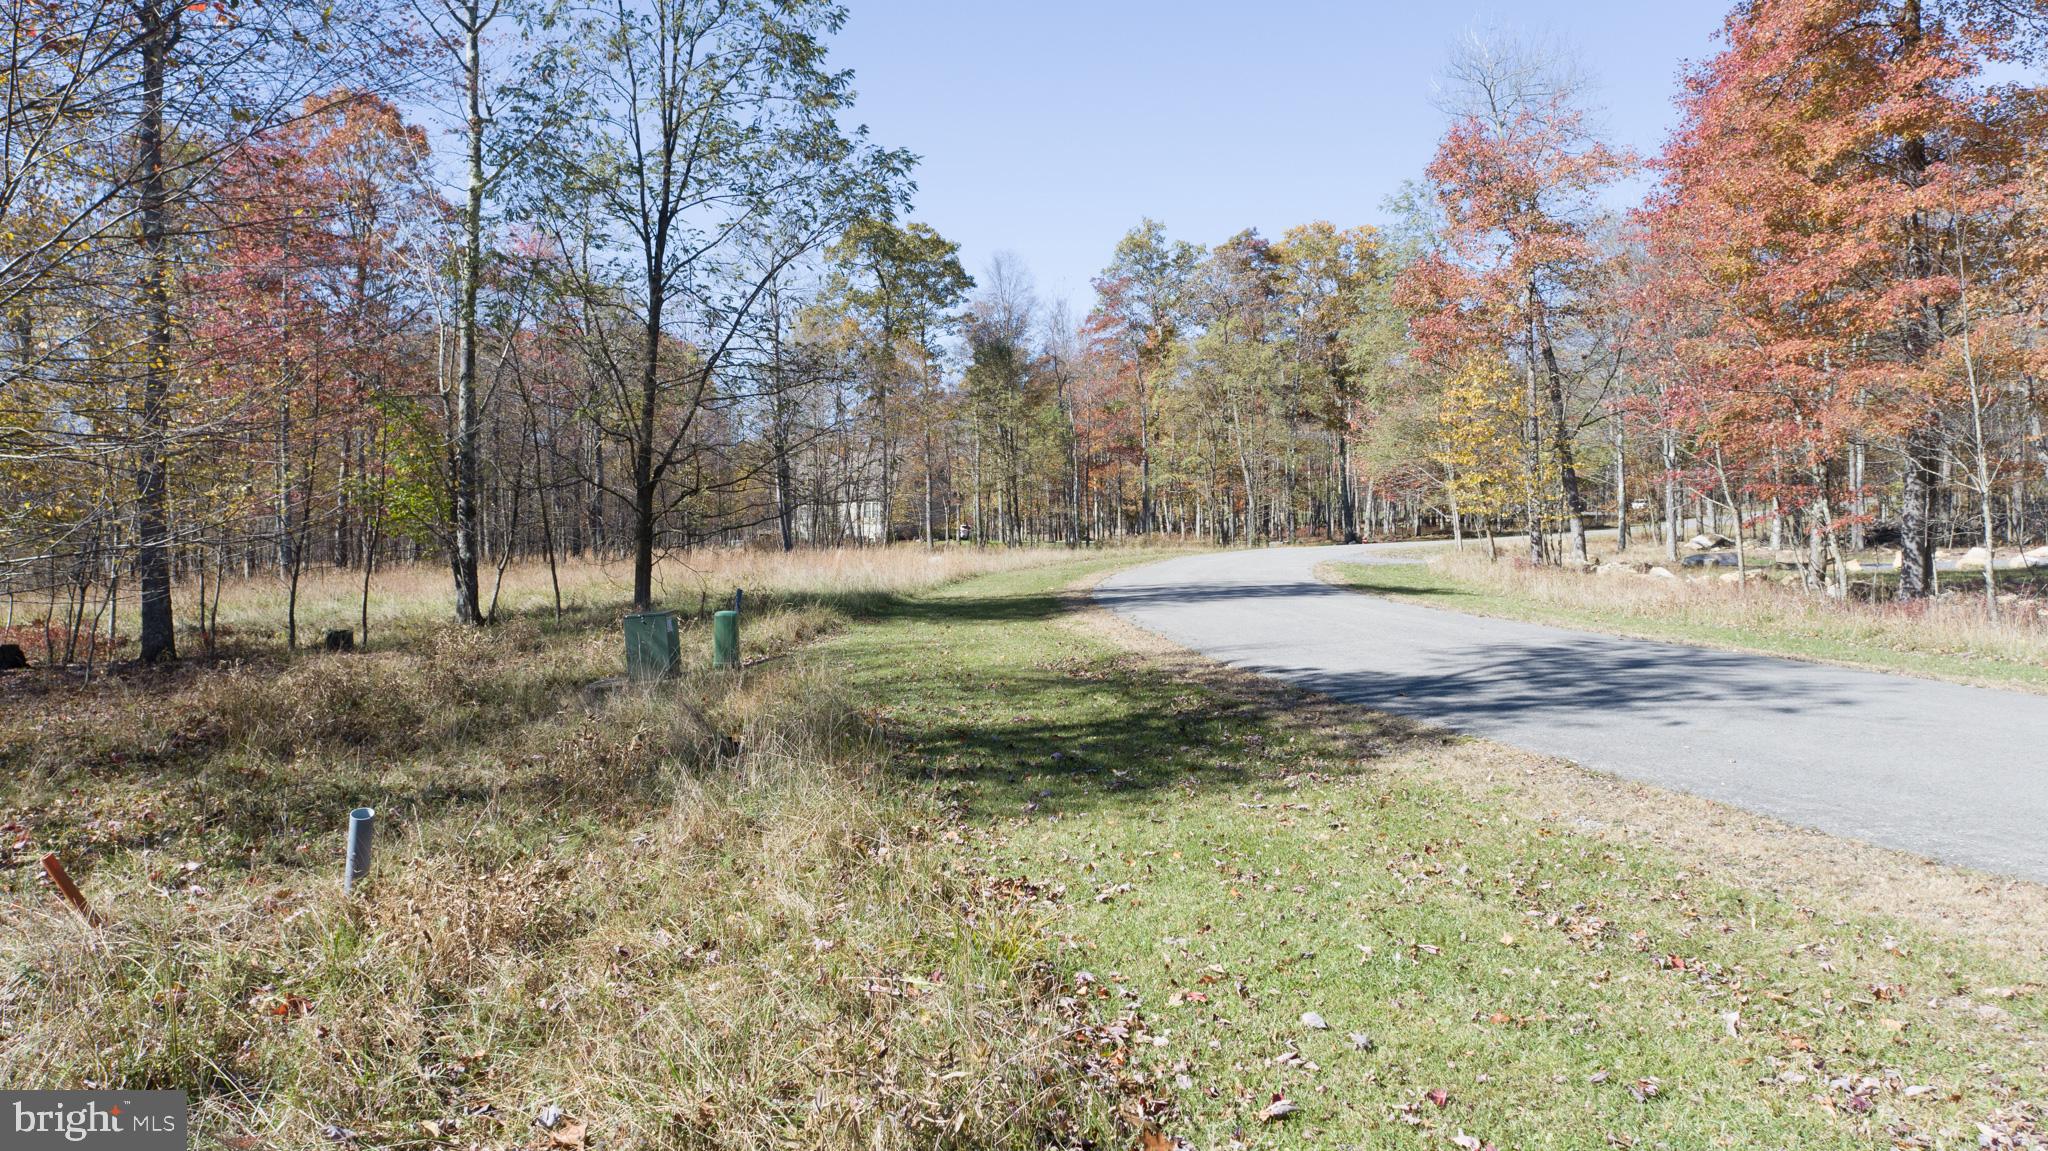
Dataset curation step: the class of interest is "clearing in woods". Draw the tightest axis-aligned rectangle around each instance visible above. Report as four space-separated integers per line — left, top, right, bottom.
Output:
3 552 2045 1149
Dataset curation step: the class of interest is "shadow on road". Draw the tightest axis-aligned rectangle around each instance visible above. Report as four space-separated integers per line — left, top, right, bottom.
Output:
1240 637 1860 731
1091 578 1363 611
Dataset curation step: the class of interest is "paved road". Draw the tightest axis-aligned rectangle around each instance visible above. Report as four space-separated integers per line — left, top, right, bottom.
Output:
1096 544 2048 883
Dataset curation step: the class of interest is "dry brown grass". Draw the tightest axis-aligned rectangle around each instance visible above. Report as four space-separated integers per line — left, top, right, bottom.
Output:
1393 545 2048 688
187 546 1088 651
0 548 1108 1150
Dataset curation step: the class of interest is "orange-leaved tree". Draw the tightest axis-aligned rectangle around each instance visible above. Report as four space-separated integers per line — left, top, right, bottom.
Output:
1647 0 2032 597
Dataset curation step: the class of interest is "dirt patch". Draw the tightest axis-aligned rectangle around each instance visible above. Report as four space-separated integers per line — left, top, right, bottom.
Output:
1065 571 2048 961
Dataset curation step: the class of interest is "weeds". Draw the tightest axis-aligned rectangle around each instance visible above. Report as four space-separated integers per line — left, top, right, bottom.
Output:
0 549 1103 1149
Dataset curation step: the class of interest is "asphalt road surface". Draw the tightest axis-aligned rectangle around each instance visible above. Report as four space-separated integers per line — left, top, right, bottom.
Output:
1096 543 2048 883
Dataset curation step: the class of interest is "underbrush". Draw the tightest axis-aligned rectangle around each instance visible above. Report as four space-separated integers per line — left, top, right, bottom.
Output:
0 551 1104 1149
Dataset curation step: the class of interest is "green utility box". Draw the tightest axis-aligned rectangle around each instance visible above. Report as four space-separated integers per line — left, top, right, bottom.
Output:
623 610 681 681
711 610 740 670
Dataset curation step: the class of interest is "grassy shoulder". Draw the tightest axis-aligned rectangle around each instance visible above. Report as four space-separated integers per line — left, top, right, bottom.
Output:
828 560 2048 1148
1324 552 2048 694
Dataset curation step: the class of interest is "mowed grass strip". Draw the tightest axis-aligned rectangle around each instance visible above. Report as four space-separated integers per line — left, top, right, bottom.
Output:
829 560 2048 1149
1325 552 2048 694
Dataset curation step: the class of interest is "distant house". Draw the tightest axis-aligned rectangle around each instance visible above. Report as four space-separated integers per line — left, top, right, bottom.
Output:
752 498 888 544
824 499 887 543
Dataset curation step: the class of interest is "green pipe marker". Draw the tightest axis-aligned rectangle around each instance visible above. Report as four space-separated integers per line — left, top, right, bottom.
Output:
623 610 681 681
712 610 740 670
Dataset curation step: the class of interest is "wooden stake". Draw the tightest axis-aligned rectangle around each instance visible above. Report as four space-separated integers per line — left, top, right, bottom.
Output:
41 853 102 927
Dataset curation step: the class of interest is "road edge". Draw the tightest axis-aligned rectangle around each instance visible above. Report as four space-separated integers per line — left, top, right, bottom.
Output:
1077 564 2048 961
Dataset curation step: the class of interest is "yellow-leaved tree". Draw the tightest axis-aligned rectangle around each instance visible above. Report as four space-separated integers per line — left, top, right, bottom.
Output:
1435 355 1530 555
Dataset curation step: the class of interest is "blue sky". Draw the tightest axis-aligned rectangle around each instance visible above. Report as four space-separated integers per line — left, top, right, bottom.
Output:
831 0 1736 314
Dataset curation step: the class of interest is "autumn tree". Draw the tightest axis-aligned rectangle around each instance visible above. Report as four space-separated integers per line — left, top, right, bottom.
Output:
824 219 972 545
188 92 442 645
1277 222 1384 542
0 0 410 659
1090 219 1202 536
1400 31 1633 565
1437 355 1530 555
1650 0 2033 596
537 0 909 608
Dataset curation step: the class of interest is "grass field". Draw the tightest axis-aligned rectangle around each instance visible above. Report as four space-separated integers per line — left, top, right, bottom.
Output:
0 549 1126 1150
5 550 2046 1149
1325 548 2048 694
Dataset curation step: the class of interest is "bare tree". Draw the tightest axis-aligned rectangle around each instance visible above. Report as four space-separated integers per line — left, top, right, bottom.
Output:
540 0 908 608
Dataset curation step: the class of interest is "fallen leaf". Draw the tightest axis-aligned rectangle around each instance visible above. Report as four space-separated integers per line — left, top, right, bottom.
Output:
550 1120 587 1149
1427 1088 1450 1108
536 1105 564 1130
1257 1095 1299 1123
1348 1032 1375 1052
1300 1011 1328 1030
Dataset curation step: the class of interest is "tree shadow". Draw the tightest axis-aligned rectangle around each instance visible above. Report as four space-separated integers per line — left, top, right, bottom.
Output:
877 659 1400 821
1092 559 1450 613
868 566 1866 828
1237 637 1853 732
514 579 1076 637
854 589 1421 821
1089 578 1370 612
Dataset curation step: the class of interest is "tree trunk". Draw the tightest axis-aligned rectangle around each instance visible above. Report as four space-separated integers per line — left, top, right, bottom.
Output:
1523 287 1546 565
1895 0 1940 601
1613 417 1628 551
1337 433 1358 543
449 8 486 624
1956 231 1997 614
1662 430 1680 560
1138 391 1153 536
360 449 384 646
134 0 177 663
1532 290 1588 564
1849 440 1866 551
1899 424 1938 599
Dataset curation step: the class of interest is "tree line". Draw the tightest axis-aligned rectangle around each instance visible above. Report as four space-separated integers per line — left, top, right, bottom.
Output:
4 0 2047 664
946 0 2048 610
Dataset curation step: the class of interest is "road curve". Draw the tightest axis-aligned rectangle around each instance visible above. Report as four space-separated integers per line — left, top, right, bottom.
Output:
1096 543 2048 883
